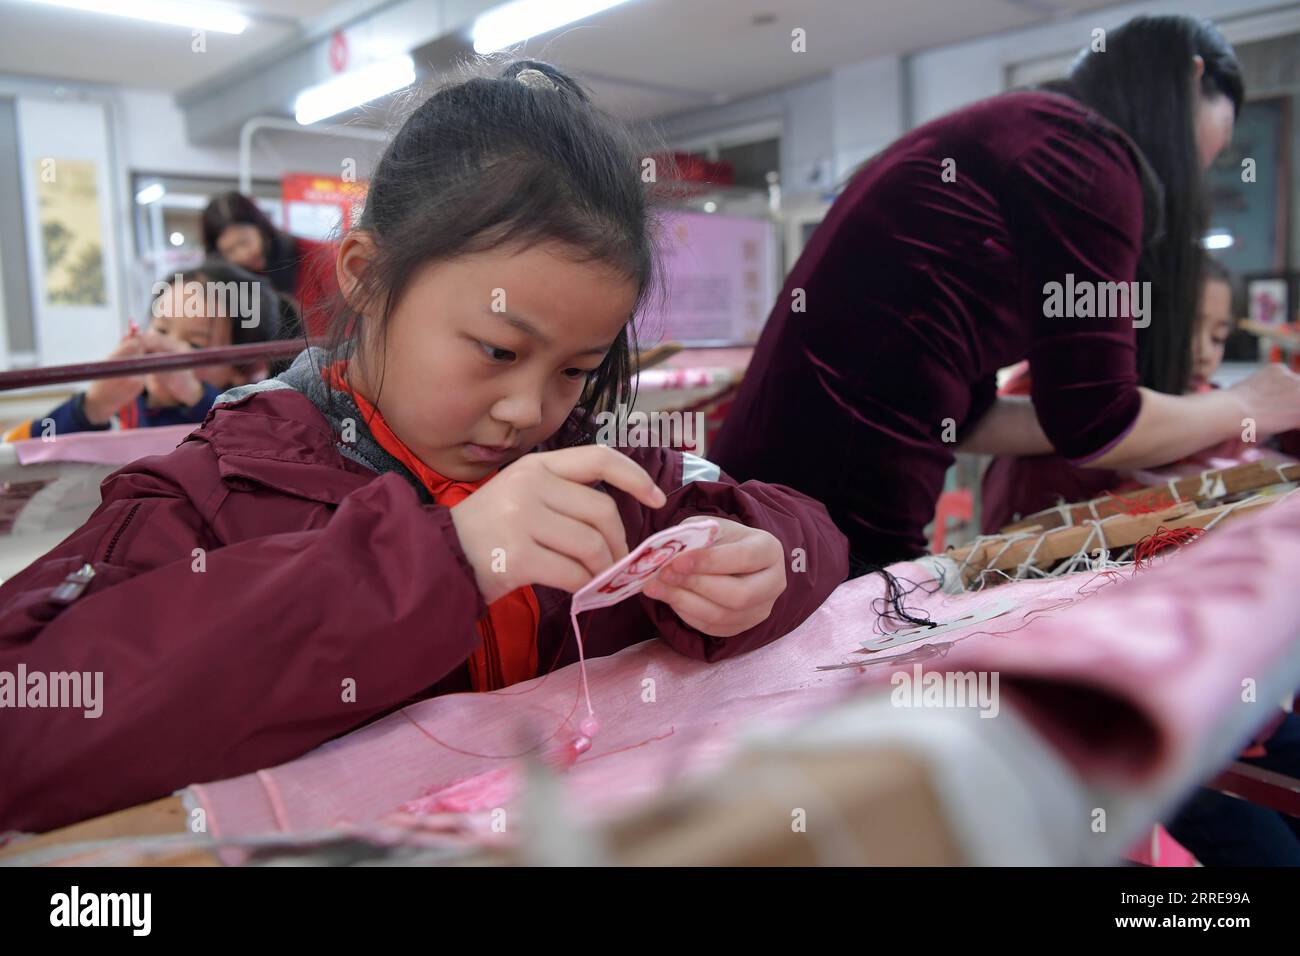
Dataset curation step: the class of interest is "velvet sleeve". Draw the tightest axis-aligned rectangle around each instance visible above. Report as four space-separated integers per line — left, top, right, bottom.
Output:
1003 113 1145 463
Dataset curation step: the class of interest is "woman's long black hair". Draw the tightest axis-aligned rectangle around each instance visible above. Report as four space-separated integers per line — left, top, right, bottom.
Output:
1057 15 1244 395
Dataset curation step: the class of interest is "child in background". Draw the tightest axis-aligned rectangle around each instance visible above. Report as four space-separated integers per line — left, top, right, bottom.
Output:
0 61 848 833
981 259 1236 532
982 257 1300 866
3 261 284 440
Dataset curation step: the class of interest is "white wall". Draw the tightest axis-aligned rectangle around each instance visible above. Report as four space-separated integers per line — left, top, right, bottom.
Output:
781 78 836 195
654 75 836 199
908 0 1300 126
15 97 123 366
0 232 8 360
655 57 906 201
118 88 388 183
657 0 1295 206
831 55 904 182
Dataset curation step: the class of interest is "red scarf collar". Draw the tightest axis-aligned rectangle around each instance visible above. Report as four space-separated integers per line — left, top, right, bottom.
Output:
322 359 538 691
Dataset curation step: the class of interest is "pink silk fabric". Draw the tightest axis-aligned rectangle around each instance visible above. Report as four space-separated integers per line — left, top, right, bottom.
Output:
12 423 195 466
187 495 1300 841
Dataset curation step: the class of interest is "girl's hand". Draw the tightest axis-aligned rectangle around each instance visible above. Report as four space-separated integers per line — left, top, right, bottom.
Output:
83 334 148 424
141 333 205 407
642 516 787 637
449 444 666 604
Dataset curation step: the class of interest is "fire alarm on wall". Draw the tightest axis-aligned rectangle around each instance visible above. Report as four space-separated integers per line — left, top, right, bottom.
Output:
329 31 348 73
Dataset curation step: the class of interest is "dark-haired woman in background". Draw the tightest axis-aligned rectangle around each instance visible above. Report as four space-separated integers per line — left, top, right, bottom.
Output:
202 191 339 338
712 15 1300 569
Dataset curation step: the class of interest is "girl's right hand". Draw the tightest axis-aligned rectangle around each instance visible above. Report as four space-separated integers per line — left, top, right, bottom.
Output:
1229 364 1300 438
83 334 148 424
449 445 667 604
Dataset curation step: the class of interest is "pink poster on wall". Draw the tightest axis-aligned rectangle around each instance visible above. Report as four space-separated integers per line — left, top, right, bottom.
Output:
637 211 776 346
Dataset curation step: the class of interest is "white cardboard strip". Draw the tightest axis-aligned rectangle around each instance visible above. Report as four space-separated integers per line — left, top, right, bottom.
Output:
859 598 1020 653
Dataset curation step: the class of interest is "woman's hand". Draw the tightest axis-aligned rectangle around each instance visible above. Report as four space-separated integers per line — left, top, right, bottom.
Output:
82 335 148 424
642 516 787 637
1091 371 1300 472
449 444 666 604
1229 364 1300 439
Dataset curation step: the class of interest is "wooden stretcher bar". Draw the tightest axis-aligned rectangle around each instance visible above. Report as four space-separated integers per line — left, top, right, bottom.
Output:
1002 458 1300 534
1239 319 1300 345
950 494 1282 587
630 341 683 373
0 796 216 866
1211 762 1300 820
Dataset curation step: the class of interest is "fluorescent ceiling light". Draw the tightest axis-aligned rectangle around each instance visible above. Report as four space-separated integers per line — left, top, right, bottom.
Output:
472 0 632 54
22 0 248 34
135 183 165 204
155 193 211 210
1203 231 1234 250
295 55 416 125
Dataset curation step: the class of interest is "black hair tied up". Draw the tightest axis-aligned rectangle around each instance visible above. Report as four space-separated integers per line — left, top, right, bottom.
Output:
1062 15 1244 395
328 58 663 434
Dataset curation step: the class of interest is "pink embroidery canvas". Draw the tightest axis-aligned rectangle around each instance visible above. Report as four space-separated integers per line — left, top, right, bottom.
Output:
186 496 1300 849
12 423 194 466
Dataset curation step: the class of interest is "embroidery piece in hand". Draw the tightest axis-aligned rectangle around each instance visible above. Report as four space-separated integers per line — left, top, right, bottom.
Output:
564 518 721 757
571 519 720 614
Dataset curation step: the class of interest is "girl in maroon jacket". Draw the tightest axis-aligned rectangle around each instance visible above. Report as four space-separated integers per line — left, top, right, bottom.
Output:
0 61 848 834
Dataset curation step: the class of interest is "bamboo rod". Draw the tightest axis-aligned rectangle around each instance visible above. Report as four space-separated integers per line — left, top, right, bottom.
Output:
0 340 687 393
0 340 318 392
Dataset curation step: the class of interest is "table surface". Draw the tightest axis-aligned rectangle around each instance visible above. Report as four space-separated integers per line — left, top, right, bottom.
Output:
0 796 215 866
658 346 752 370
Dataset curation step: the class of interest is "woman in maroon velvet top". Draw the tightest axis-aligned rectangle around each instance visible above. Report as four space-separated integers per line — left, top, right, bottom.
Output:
713 15 1300 567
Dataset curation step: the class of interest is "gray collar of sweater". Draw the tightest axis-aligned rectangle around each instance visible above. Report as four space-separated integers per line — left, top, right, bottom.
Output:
213 347 434 504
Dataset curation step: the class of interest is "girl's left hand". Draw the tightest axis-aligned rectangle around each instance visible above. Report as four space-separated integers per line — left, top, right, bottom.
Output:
642 516 787 637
